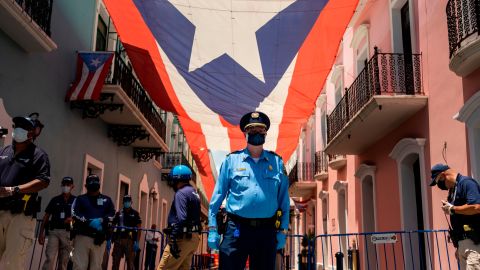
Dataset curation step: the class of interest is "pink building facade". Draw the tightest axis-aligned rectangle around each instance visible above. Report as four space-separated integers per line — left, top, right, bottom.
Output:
288 0 480 269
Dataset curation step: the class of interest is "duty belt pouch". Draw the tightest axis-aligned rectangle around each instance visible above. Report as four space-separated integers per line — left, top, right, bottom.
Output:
217 211 227 235
94 232 106 246
10 198 25 214
466 229 480 245
448 229 459 248
186 226 193 239
24 194 39 217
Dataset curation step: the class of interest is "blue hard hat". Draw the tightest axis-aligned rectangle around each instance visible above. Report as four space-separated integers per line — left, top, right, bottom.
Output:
169 165 192 182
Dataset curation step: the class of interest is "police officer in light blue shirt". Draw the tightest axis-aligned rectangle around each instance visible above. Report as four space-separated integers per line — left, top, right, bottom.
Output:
208 111 290 270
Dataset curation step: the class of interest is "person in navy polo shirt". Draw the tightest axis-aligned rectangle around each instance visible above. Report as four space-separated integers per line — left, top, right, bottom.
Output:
39 176 76 270
430 163 480 269
208 111 290 270
111 195 142 270
0 114 50 270
71 174 115 270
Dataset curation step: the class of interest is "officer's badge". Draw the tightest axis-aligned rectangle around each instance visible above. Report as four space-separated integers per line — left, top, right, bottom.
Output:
268 165 273 171
236 168 246 171
251 112 259 118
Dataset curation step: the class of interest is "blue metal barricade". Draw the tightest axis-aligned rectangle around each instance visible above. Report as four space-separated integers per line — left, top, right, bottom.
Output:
26 227 459 270
282 230 459 270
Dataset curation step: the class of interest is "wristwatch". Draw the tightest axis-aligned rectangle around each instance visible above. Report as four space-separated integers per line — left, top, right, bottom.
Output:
13 186 20 195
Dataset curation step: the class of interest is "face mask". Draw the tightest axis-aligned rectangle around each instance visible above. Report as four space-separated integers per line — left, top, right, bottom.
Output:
247 133 266 146
124 201 132 208
86 181 100 192
437 179 448 190
61 186 71 194
12 127 29 143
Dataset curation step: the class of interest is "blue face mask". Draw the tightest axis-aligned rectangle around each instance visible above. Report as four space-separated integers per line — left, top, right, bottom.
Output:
247 133 266 146
123 201 132 208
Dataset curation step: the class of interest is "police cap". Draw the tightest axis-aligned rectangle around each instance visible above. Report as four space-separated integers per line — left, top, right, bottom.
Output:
61 176 74 185
239 111 270 132
123 194 132 202
86 174 100 184
12 116 35 131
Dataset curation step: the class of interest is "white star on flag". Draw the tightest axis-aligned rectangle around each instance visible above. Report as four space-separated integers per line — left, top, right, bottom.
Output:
169 0 295 82
90 58 101 67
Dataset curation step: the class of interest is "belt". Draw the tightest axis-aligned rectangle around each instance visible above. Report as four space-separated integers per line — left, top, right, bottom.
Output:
227 213 275 228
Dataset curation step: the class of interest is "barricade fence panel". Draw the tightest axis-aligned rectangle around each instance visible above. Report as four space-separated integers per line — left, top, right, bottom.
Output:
25 224 458 270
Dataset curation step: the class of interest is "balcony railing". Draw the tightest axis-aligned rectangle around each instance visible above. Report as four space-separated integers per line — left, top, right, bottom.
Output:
288 164 298 185
446 0 480 58
327 47 422 143
297 162 314 181
314 151 328 175
161 152 190 169
107 53 167 142
14 0 53 36
161 151 197 181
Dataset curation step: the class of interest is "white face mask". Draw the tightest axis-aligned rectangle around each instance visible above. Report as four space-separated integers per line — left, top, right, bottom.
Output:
12 127 29 143
61 186 71 194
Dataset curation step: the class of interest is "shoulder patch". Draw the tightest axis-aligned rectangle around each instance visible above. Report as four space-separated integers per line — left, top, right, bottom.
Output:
266 150 283 160
226 150 243 157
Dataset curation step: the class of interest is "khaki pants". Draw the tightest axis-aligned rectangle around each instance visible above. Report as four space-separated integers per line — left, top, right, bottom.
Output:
0 210 36 270
459 239 480 270
42 229 73 270
72 234 106 270
158 234 200 270
112 238 135 270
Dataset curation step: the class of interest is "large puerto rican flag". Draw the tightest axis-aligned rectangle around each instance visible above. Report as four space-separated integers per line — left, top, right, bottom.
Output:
103 0 358 199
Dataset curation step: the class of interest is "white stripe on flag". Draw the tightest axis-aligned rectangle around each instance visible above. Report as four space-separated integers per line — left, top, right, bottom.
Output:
256 55 297 151
156 41 231 152
83 63 105 99
70 63 90 101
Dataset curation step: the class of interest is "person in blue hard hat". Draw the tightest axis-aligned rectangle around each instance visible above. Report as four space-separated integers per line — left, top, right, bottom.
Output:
208 111 290 270
158 165 201 270
0 113 50 270
430 163 480 269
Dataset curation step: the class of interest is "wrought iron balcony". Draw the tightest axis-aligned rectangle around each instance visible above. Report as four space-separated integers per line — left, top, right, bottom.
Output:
288 163 298 186
446 0 480 75
161 152 190 169
325 47 427 154
288 162 316 198
107 53 167 143
0 0 56 52
15 0 53 36
314 151 328 181
315 151 328 174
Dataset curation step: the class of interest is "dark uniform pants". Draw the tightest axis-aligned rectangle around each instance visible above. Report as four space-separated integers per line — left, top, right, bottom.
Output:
112 238 135 270
219 220 276 270
145 242 158 270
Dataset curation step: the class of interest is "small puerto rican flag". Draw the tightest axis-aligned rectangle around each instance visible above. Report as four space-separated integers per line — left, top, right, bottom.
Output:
65 52 114 101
